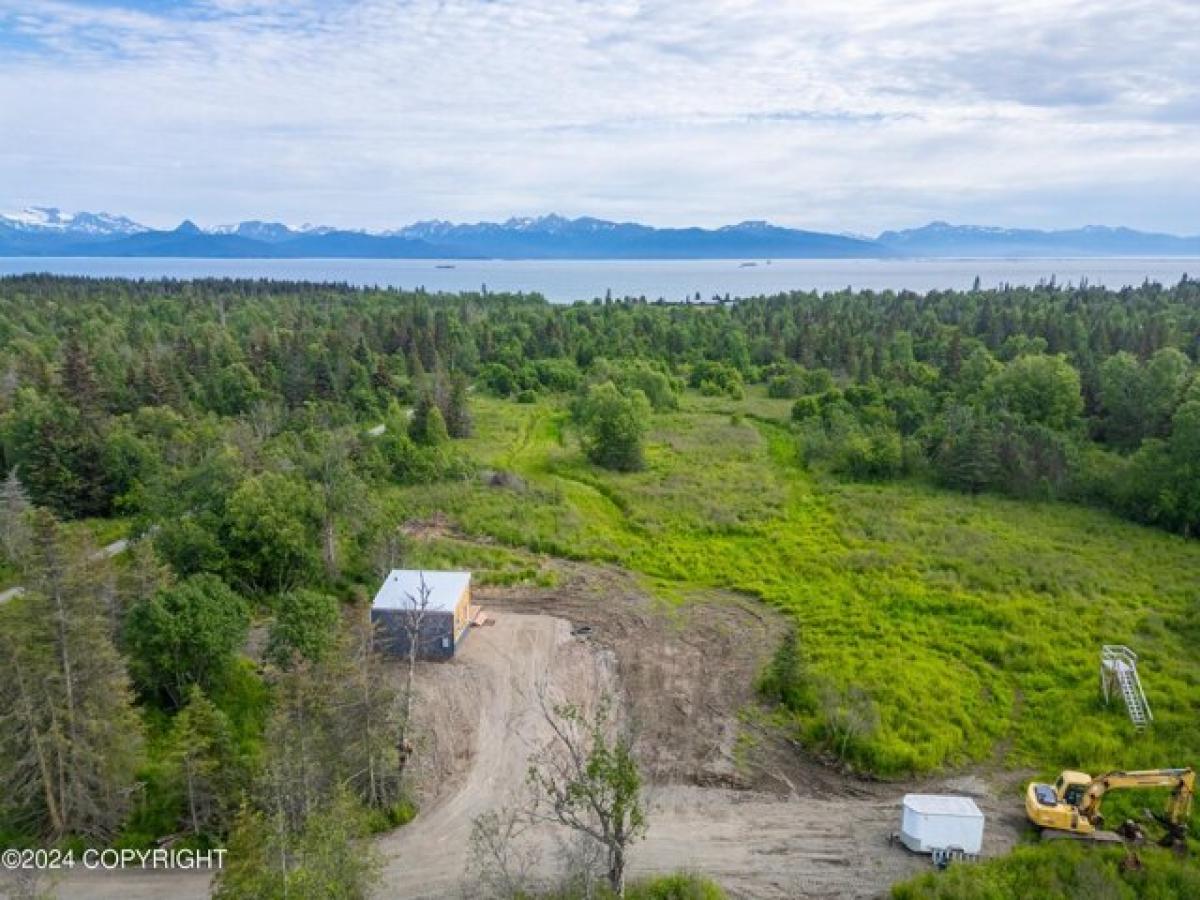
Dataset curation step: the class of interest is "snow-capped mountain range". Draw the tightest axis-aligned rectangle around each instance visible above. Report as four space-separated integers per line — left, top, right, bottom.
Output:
1 206 146 236
2 207 1198 259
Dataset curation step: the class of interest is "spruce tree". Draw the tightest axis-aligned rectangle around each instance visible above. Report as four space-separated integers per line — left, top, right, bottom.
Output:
0 510 143 839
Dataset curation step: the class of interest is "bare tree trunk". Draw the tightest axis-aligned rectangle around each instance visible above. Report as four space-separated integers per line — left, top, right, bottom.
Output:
402 639 418 746
397 574 432 760
322 514 338 580
186 755 200 836
48 551 83 833
608 842 626 897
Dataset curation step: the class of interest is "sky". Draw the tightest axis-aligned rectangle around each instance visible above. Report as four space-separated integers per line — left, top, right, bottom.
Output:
1 0 1198 234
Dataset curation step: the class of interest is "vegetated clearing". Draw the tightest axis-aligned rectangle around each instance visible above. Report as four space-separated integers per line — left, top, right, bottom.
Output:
398 390 1200 778
46 388 1200 899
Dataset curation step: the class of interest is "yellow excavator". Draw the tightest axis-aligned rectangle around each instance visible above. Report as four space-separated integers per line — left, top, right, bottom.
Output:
1026 767 1194 845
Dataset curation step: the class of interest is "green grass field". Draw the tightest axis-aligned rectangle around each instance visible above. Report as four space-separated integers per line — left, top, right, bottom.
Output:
396 390 1200 778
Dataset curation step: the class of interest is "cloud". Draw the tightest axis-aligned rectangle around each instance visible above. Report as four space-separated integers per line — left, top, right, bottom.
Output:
0 0 1197 233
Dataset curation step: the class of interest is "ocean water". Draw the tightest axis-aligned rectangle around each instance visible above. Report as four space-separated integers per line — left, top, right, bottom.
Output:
1 256 1197 303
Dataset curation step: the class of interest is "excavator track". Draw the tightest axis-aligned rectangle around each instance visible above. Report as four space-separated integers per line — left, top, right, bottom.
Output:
1041 828 1125 844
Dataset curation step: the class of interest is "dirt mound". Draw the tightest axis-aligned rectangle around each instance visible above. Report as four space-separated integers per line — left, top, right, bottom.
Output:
475 561 863 796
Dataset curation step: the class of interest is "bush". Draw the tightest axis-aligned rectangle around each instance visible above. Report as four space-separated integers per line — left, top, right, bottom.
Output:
573 381 652 472
533 358 583 393
792 396 821 421
479 362 519 396
378 428 475 485
124 574 250 709
534 873 727 900
267 589 341 667
590 359 680 411
834 426 904 480
689 361 743 399
626 873 727 899
768 364 834 399
984 353 1083 431
758 628 815 714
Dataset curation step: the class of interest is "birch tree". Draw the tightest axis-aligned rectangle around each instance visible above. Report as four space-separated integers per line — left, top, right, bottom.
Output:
527 693 646 897
396 572 435 756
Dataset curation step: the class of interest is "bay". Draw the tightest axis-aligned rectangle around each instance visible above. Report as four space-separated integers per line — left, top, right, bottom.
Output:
1 256 1197 303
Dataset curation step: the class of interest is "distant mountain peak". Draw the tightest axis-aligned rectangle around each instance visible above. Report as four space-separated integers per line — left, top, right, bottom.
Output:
502 214 573 232
174 220 202 235
0 206 146 236
876 221 1200 256
721 220 776 232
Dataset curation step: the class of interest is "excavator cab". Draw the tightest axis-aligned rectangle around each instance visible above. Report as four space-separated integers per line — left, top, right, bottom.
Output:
1060 774 1088 807
1026 771 1097 835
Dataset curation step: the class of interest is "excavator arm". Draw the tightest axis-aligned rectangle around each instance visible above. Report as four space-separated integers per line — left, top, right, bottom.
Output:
1027 767 1194 841
1079 768 1195 828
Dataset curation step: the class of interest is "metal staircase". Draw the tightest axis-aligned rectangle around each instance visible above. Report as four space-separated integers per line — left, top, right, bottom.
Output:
1101 645 1152 730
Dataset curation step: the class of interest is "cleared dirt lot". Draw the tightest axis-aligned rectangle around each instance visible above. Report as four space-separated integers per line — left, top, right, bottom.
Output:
382 561 1022 899
43 561 1023 900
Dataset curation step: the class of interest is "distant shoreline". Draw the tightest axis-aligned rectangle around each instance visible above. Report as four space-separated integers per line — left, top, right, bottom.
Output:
2 257 1196 304
3 254 1200 262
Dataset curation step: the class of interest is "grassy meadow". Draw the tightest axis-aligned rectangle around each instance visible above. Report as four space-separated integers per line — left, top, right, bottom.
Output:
396 389 1200 778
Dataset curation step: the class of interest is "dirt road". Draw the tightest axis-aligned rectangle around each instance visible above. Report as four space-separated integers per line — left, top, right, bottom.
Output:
378 612 614 899
376 590 1021 899
44 562 1023 900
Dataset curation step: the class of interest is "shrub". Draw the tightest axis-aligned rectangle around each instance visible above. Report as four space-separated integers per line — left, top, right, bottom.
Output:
767 365 833 399
533 358 583 393
892 842 1200 899
479 362 519 396
573 382 652 472
791 396 821 421
626 873 727 899
984 353 1083 431
689 361 743 399
758 628 815 714
590 359 680 411
267 589 341 667
124 574 250 709
834 426 904 480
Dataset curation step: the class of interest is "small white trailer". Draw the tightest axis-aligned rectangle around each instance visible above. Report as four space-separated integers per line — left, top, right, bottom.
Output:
898 794 984 859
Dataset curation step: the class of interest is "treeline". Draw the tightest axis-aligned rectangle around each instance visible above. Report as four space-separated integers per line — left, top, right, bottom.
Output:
0 275 1198 536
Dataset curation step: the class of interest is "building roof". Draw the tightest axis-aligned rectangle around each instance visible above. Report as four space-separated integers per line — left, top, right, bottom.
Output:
902 794 983 818
373 570 471 613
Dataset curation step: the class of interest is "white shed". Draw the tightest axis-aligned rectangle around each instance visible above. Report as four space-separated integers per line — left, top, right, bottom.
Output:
898 794 984 854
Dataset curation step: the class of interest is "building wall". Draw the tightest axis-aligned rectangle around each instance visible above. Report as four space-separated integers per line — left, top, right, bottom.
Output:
372 608 457 660
453 584 472 639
